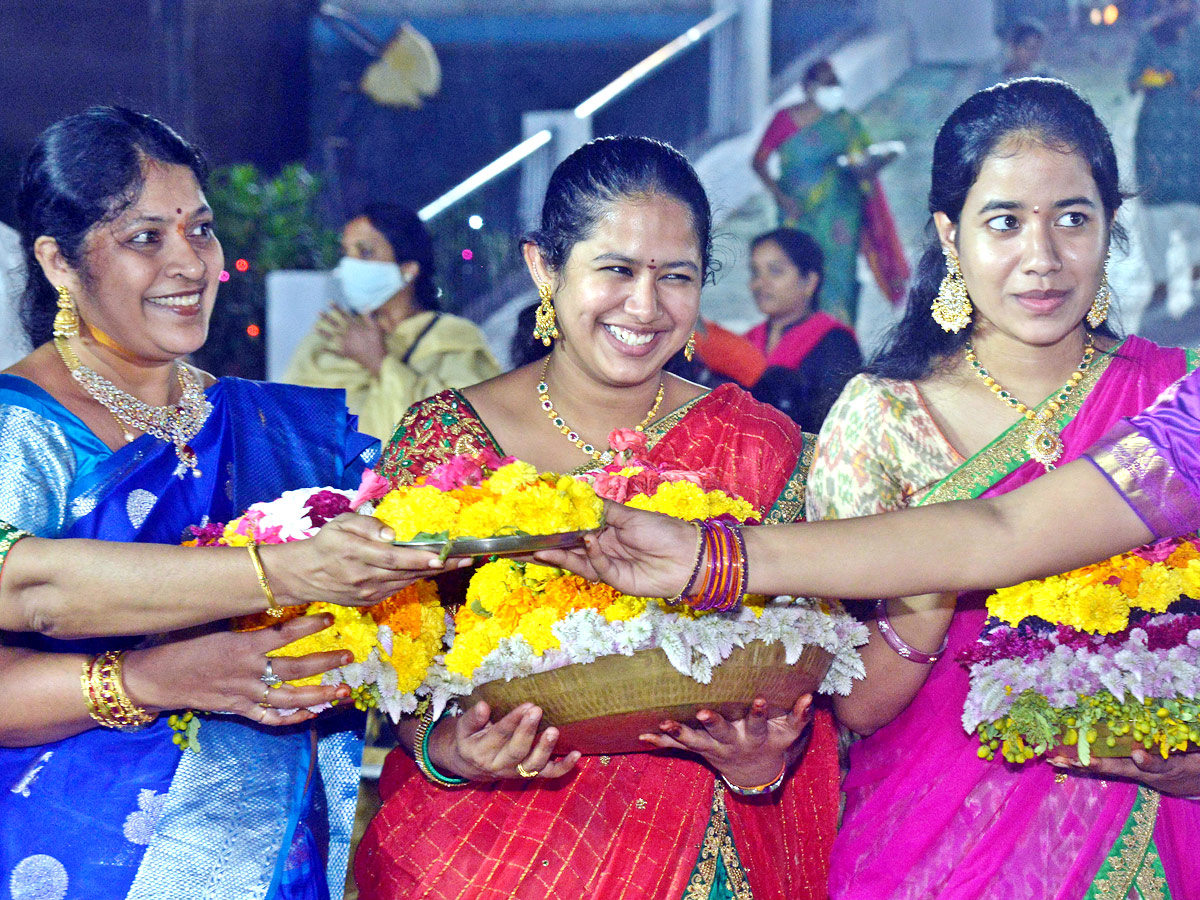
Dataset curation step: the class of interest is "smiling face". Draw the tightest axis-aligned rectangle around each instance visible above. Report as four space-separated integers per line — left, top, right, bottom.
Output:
935 136 1109 349
750 239 820 326
534 193 702 388
62 160 222 364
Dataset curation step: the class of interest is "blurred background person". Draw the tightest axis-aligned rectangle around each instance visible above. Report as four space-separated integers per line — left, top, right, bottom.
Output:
284 203 499 440
751 59 907 328
0 222 27 369
692 227 861 432
1001 18 1053 79
1130 0 1200 311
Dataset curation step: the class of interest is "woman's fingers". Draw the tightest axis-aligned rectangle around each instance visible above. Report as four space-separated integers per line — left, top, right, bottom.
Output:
514 725 562 775
696 709 738 745
534 749 581 780
269 648 354 682
786 694 814 732
742 699 770 742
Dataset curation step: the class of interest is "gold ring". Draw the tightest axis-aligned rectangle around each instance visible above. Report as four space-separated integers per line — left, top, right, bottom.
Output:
259 684 272 707
515 762 540 779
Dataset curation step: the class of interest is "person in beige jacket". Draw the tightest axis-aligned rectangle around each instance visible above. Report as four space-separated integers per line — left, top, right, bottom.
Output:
284 204 499 439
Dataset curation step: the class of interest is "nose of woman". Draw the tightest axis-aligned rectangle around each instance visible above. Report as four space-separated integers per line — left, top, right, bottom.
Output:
624 270 663 321
1019 219 1063 277
165 232 208 282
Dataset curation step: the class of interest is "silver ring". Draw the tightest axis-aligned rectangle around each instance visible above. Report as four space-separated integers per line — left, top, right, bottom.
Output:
260 659 283 688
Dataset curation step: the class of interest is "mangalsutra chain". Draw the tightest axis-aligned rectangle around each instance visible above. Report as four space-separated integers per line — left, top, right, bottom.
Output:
536 357 664 464
964 335 1095 469
55 337 211 477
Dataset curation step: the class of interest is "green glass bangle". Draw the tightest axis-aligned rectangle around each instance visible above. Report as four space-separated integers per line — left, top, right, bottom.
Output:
415 708 468 787
0 519 30 583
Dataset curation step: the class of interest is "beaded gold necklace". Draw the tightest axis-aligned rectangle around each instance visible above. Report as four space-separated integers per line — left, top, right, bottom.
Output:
55 336 211 478
536 357 664 464
964 334 1095 469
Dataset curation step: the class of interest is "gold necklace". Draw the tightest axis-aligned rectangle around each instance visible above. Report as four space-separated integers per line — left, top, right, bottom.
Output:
55 336 211 478
536 357 665 464
964 335 1095 469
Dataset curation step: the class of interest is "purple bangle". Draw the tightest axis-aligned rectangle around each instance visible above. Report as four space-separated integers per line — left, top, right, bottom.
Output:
875 598 948 665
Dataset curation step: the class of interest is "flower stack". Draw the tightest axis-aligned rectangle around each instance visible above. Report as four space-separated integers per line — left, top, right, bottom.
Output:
188 473 446 723
962 536 1200 765
421 431 868 739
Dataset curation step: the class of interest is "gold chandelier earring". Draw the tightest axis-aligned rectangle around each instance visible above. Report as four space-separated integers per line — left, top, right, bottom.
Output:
532 282 560 347
53 285 79 339
931 250 972 333
684 331 696 362
1087 256 1112 328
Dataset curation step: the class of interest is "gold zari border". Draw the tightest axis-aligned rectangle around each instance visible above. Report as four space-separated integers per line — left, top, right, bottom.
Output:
683 783 754 900
1092 787 1165 900
1087 423 1200 540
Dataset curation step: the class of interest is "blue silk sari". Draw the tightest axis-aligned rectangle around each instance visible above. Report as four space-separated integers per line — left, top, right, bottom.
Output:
0 375 377 900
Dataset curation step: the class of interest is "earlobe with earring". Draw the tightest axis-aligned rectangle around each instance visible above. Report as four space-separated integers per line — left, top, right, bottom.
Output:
53 285 79 339
684 332 696 362
532 282 560 347
1087 255 1112 328
931 249 972 333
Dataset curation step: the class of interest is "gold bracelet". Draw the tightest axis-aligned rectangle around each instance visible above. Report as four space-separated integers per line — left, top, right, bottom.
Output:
246 542 283 618
81 651 157 731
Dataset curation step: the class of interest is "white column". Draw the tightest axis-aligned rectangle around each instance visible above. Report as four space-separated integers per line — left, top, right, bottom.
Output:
896 0 999 64
709 0 771 140
519 110 593 231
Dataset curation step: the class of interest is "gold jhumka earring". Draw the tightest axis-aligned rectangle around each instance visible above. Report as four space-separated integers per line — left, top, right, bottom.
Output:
532 282 560 347
1087 256 1112 328
53 285 79 339
684 332 696 362
931 250 972 333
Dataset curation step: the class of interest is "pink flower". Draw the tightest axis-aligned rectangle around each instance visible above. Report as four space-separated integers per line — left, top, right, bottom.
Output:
591 472 632 503
306 490 353 527
657 468 705 488
233 510 265 537
609 428 647 455
351 469 392 510
1131 537 1183 564
188 522 227 546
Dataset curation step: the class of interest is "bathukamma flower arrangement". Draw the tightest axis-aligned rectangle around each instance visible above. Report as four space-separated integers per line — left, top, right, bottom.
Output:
962 535 1200 765
420 429 867 721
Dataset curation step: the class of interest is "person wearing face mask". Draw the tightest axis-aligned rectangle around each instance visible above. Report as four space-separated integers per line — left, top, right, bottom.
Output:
752 59 907 326
1129 0 1200 311
284 204 499 439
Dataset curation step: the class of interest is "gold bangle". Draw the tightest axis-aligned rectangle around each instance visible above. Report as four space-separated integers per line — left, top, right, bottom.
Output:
413 707 468 787
246 542 283 618
81 651 157 731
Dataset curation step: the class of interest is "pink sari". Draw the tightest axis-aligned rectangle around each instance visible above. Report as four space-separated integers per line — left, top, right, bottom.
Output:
829 336 1200 899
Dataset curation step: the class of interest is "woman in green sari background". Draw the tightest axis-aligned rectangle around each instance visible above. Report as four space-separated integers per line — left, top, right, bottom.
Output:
752 59 906 326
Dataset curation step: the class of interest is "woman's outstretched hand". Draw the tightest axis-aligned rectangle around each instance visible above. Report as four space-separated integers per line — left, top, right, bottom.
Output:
535 501 698 598
639 694 813 788
268 512 470 607
124 614 356 726
427 701 581 782
1060 748 1200 798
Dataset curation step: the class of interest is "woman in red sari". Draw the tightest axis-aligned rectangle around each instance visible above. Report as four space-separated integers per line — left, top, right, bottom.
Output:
355 136 838 900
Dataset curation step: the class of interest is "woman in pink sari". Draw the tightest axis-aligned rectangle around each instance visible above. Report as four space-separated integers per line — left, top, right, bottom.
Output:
549 80 1200 899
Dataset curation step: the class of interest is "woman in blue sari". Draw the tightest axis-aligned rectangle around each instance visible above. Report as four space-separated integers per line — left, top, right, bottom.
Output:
0 107 450 900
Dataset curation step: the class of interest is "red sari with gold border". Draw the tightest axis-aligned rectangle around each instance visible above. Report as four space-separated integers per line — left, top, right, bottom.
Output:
356 383 837 900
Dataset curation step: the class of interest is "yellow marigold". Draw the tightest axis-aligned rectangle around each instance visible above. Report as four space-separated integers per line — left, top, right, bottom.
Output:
375 486 461 540
445 617 506 677
603 592 650 622
516 606 562 655
485 460 539 493
628 481 756 523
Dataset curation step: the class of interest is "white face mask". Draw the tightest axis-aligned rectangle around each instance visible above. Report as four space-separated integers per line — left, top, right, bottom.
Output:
333 257 408 313
812 85 846 113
